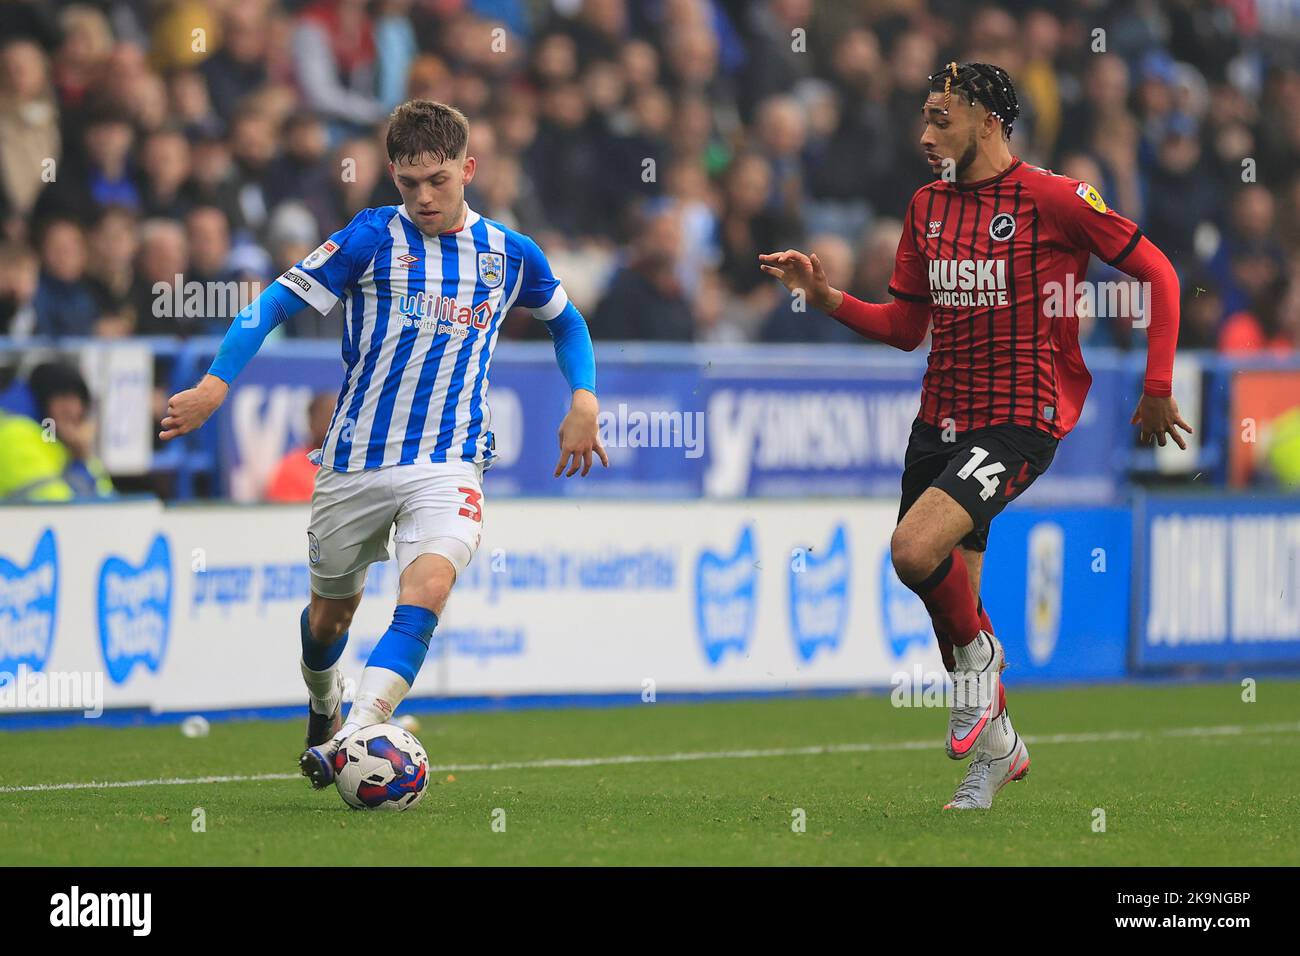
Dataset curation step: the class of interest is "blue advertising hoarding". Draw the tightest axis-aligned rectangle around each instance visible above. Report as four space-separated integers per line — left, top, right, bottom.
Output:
979 506 1132 681
1135 494 1300 669
216 343 1132 503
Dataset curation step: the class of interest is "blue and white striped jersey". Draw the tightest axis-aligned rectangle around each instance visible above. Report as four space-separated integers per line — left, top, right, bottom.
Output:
278 203 570 472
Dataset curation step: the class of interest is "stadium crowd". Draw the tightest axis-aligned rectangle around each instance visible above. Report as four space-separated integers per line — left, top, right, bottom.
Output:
1 0 1299 354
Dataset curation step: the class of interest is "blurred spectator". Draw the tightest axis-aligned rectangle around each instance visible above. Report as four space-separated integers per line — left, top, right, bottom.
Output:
51 5 115 142
738 0 815 119
592 207 694 340
188 128 246 233
753 95 807 221
168 69 217 137
139 127 195 219
760 233 863 344
34 106 138 223
265 392 335 502
227 108 279 233
0 0 1295 357
0 239 39 337
0 38 60 224
185 204 243 331
0 361 113 501
851 217 905 304
375 0 418 110
717 152 798 310
1209 185 1286 316
1142 114 1217 269
85 205 138 336
34 218 99 338
1177 279 1225 351
200 2 271 122
1219 278 1297 354
131 218 197 336
264 113 333 215
291 0 388 131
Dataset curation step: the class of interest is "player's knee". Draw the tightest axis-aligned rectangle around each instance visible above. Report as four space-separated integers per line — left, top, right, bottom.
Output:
398 548 462 614
891 530 938 585
400 577 452 616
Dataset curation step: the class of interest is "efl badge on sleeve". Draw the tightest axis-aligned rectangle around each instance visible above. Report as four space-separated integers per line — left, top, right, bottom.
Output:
302 239 340 270
477 252 504 289
1076 182 1109 214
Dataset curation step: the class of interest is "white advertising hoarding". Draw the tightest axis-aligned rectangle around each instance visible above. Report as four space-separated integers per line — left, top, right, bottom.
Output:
1 499 943 714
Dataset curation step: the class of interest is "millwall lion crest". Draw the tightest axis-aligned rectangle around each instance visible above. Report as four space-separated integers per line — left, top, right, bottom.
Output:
477 252 504 289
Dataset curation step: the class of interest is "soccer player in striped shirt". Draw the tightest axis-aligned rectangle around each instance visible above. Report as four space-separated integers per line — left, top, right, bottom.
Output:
761 63 1192 810
160 101 607 788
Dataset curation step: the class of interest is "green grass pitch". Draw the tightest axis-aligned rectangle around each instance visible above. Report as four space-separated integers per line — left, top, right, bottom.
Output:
2 681 1297 866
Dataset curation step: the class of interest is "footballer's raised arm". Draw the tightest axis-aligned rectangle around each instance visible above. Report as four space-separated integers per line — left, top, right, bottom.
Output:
160 211 381 441
1038 176 1191 448
759 210 932 352
158 281 311 441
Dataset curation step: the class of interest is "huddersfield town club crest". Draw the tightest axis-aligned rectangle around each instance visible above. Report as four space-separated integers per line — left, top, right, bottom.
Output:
477 252 504 288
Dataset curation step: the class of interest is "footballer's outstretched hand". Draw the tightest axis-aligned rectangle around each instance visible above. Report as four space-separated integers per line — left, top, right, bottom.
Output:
1130 393 1193 449
554 388 609 478
160 374 229 441
758 249 844 314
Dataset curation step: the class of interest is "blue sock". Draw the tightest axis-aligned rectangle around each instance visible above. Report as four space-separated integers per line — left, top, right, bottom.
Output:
366 605 438 685
300 606 348 671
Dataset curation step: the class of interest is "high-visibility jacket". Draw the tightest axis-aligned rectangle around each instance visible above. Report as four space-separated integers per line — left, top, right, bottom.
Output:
0 412 114 501
1267 407 1300 489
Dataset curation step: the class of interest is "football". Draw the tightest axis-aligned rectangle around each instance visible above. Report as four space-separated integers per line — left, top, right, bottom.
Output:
332 724 429 812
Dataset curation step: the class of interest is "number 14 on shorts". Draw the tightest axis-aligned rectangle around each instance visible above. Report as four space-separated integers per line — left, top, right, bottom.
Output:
956 446 1006 501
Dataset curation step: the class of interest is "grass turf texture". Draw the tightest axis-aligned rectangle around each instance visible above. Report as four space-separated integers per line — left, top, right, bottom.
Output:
1 680 1297 865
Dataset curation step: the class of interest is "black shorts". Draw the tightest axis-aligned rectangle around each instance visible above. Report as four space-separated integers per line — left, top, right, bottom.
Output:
897 418 1059 552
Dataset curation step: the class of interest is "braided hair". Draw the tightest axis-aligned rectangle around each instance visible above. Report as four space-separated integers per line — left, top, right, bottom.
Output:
927 62 1020 139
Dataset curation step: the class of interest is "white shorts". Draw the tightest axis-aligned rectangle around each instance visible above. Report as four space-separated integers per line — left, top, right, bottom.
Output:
306 459 485 599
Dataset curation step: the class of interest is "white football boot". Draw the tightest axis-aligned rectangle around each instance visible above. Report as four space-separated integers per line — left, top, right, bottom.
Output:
944 710 1030 810
945 630 1004 759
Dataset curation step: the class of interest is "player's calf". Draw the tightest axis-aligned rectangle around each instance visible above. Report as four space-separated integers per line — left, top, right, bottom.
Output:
299 605 352 748
336 604 438 741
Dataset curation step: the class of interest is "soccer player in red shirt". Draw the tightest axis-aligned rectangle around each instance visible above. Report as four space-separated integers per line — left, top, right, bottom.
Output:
761 62 1192 810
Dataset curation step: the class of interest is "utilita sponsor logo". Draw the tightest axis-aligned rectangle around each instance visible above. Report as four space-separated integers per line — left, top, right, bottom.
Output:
397 291 493 331
49 886 151 936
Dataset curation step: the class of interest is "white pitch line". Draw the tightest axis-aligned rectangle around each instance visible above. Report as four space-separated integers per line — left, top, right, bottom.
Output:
1 721 1296 795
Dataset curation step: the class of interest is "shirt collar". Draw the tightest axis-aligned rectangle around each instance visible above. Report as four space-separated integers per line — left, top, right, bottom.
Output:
396 201 478 234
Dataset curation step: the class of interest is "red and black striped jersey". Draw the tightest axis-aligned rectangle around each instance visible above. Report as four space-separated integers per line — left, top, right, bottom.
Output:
888 158 1143 438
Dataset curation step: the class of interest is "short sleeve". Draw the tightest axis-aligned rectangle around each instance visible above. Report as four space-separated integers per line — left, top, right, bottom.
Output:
1039 176 1143 268
276 208 388 315
514 233 569 320
889 195 931 303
